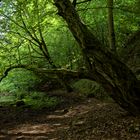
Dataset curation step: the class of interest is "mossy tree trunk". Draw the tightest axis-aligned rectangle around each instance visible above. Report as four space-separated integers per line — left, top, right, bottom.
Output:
54 0 140 116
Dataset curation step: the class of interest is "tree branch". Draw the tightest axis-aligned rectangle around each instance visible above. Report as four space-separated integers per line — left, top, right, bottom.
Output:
0 65 89 82
0 65 28 82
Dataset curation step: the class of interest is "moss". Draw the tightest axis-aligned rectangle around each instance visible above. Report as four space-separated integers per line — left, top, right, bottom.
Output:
71 79 107 99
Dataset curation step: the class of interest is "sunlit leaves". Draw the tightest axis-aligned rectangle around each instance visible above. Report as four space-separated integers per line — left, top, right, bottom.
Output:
0 0 139 74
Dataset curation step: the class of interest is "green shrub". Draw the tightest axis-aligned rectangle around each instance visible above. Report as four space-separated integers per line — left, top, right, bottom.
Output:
0 91 61 109
0 95 16 106
23 92 61 109
0 69 40 93
72 79 109 100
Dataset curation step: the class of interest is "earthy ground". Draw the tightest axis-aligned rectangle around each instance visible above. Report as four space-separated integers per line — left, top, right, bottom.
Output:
0 91 140 140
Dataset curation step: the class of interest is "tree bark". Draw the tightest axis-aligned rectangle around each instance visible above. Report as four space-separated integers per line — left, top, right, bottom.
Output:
107 0 116 52
54 0 140 115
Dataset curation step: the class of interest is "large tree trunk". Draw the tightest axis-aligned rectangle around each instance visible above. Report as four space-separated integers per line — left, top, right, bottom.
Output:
54 0 140 116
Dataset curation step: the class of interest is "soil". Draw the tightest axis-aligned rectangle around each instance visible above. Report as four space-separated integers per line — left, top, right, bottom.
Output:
0 90 140 140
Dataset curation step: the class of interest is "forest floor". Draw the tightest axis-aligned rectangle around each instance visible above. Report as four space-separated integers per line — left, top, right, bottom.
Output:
0 90 140 140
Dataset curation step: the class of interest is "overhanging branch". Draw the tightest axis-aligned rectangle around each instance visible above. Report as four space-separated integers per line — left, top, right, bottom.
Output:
0 65 89 82
0 65 28 82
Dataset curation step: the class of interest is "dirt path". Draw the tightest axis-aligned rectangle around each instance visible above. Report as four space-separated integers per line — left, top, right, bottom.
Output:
0 97 140 140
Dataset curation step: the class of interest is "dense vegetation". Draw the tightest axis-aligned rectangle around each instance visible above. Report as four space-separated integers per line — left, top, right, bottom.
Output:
0 0 140 114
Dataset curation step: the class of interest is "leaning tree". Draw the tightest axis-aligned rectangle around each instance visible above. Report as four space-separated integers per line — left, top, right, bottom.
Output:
53 0 140 116
0 0 139 116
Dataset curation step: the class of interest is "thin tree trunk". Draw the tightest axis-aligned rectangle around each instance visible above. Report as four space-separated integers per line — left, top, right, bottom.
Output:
107 0 116 53
54 0 140 115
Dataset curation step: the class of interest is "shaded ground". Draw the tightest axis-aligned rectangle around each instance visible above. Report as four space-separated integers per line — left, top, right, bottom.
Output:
0 91 140 140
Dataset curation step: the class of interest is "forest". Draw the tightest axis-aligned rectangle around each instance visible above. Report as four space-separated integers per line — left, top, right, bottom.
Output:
0 0 140 139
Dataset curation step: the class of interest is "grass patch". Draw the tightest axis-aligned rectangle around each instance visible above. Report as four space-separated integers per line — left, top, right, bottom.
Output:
0 91 61 109
0 95 16 106
23 92 61 109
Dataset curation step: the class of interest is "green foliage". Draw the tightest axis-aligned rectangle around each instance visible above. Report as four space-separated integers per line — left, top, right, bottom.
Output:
0 93 16 106
0 67 61 109
0 91 61 109
23 92 60 109
47 28 84 69
1 0 139 74
0 69 40 93
77 0 139 48
0 0 84 71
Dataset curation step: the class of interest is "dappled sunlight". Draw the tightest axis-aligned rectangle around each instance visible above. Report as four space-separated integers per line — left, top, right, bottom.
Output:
1 122 69 139
96 103 108 108
0 98 139 139
8 124 55 135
